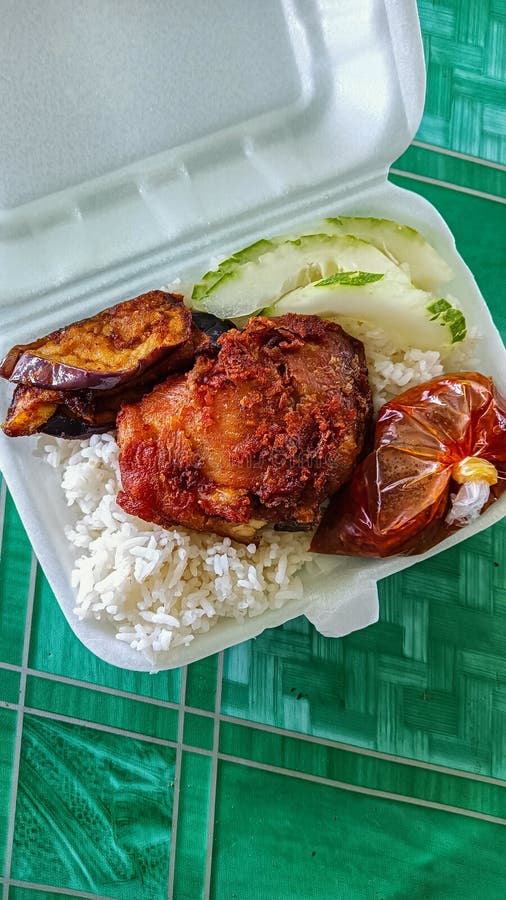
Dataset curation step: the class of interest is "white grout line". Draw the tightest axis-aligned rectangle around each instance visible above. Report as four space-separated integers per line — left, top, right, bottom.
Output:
390 168 506 204
22 703 212 757
3 672 504 858
0 661 216 718
2 658 505 787
1 552 37 900
180 744 210 758
203 652 224 900
182 704 214 719
10 693 506 803
13 669 506 827
411 140 506 172
217 755 506 827
166 666 188 900
8 879 120 899
22 705 180 750
218 715 506 788
24 667 181 712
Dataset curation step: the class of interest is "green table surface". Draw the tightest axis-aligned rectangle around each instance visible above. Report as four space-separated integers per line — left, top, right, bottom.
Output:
1 3 505 898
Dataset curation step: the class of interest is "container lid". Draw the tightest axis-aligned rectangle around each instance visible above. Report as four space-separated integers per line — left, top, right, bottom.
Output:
0 0 424 340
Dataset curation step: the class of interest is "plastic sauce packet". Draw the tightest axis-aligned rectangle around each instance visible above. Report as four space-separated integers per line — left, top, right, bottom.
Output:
311 373 506 558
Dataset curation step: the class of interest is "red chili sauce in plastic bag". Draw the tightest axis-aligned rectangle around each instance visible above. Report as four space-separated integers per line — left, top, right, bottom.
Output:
311 373 506 558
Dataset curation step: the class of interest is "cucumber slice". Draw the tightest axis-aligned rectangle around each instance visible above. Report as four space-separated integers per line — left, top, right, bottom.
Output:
264 269 466 351
289 217 453 292
192 238 275 302
191 234 400 320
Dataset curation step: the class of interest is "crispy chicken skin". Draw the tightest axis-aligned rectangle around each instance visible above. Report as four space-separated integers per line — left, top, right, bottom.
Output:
117 314 372 542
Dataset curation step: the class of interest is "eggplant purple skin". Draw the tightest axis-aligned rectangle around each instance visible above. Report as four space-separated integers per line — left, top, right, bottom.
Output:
191 312 236 347
1 309 237 439
40 414 113 439
3 313 234 392
35 314 235 438
6 346 187 392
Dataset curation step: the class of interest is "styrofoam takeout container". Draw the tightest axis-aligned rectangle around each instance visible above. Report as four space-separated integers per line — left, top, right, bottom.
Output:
1 0 505 671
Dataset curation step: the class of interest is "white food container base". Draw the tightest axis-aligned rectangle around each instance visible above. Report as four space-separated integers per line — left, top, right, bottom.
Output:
0 0 505 671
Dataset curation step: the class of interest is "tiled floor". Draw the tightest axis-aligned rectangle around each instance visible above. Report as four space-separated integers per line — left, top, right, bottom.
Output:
416 0 506 163
1 2 506 898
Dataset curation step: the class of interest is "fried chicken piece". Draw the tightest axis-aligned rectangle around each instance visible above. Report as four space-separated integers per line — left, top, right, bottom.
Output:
117 314 372 542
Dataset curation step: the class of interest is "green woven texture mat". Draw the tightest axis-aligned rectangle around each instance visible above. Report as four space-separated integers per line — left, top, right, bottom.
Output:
417 0 506 162
1 2 505 898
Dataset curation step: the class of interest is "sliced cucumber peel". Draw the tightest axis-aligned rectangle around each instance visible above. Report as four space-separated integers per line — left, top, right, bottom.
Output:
287 216 453 292
192 238 276 302
190 217 463 354
264 270 466 351
191 234 399 320
427 298 467 344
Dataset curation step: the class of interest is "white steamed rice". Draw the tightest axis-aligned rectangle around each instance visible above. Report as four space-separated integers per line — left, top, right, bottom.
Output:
42 434 313 660
41 321 478 661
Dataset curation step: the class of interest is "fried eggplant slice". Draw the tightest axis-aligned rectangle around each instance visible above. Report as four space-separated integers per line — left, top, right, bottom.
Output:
0 311 228 438
2 386 61 437
0 291 192 391
2 347 194 438
2 385 114 438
